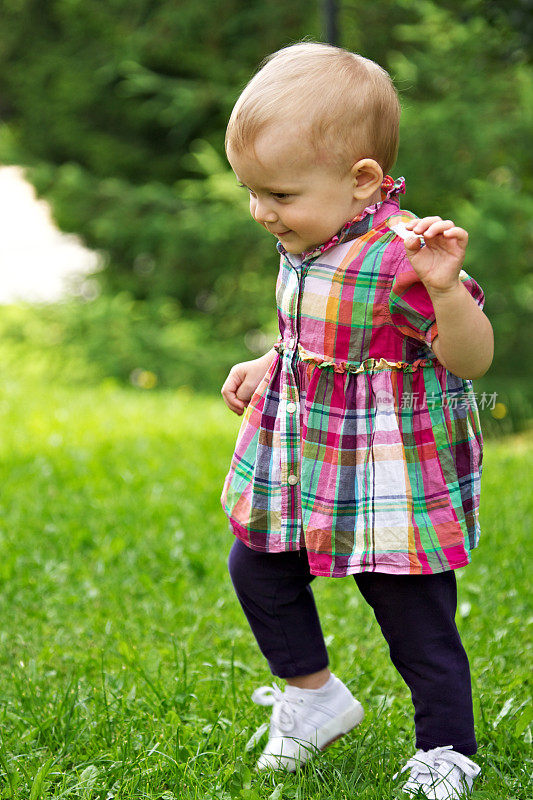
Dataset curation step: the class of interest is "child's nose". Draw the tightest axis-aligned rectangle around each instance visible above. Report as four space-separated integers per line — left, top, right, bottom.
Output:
251 197 278 224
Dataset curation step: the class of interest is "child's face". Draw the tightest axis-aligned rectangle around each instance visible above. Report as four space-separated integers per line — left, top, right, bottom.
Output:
227 127 368 254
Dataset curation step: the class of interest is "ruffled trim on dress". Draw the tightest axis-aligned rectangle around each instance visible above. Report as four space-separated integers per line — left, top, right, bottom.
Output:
297 175 406 260
274 341 438 373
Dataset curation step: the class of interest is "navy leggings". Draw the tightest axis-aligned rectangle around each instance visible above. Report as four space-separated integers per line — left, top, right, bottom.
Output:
228 539 477 756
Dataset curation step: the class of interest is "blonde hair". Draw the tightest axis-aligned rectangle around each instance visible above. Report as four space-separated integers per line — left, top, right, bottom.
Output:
226 42 401 174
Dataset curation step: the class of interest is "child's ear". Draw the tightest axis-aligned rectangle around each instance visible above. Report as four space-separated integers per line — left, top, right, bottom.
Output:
351 159 383 200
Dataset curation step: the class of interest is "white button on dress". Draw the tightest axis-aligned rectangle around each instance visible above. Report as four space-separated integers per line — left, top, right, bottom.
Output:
287 474 299 486
286 402 297 414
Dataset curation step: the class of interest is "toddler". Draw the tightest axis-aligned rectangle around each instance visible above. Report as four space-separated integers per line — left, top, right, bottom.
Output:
220 42 493 799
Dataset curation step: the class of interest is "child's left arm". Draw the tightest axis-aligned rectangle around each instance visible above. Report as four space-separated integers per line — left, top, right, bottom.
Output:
403 217 494 379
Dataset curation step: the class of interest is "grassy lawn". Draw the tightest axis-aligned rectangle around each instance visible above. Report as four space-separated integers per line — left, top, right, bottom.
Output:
0 373 530 798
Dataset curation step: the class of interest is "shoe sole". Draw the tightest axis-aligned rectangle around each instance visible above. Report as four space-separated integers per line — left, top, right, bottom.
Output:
316 700 365 751
259 700 365 773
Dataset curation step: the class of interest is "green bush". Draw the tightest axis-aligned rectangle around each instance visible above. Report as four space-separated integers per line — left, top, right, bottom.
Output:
0 297 266 394
0 298 530 436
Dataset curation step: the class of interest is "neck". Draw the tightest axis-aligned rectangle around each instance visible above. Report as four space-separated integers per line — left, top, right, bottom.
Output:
349 188 382 221
364 186 383 207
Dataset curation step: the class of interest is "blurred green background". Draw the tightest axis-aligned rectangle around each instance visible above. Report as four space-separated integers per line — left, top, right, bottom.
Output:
0 0 531 433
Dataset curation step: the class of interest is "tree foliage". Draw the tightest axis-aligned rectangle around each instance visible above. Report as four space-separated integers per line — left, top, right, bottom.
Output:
0 0 530 404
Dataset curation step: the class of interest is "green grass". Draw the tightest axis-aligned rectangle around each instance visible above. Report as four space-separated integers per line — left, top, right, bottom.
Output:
0 372 530 799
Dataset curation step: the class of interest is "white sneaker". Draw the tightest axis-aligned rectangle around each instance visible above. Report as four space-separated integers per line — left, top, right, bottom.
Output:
248 673 364 771
395 745 481 799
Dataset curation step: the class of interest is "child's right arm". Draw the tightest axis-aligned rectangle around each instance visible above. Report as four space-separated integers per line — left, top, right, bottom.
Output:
221 348 277 415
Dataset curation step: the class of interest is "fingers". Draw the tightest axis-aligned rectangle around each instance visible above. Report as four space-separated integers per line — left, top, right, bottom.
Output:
404 217 468 244
405 217 468 243
442 226 469 245
221 355 273 415
404 235 423 252
405 216 442 232
221 389 245 415
221 392 245 415
221 368 246 415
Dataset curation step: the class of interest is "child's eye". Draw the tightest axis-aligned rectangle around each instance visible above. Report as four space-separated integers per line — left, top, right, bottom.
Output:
237 183 257 198
236 183 289 200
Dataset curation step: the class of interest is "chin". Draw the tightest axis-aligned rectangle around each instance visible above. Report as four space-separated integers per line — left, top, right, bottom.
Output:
284 241 310 254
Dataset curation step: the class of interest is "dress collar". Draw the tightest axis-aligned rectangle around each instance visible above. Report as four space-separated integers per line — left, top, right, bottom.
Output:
277 175 406 262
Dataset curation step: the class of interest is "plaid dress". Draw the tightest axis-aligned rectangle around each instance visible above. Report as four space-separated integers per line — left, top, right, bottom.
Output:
221 176 485 576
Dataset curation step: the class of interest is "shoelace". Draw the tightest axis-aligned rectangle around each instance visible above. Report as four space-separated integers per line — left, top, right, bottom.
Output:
251 684 305 736
396 745 480 787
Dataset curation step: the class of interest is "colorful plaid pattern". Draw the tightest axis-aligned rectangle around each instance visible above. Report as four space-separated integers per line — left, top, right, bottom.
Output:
221 177 485 576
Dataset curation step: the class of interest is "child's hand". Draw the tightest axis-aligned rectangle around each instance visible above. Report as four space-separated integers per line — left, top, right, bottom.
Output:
221 350 276 415
403 217 468 294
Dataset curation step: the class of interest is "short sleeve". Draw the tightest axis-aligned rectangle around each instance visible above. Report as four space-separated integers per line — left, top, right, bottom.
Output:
389 255 485 349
